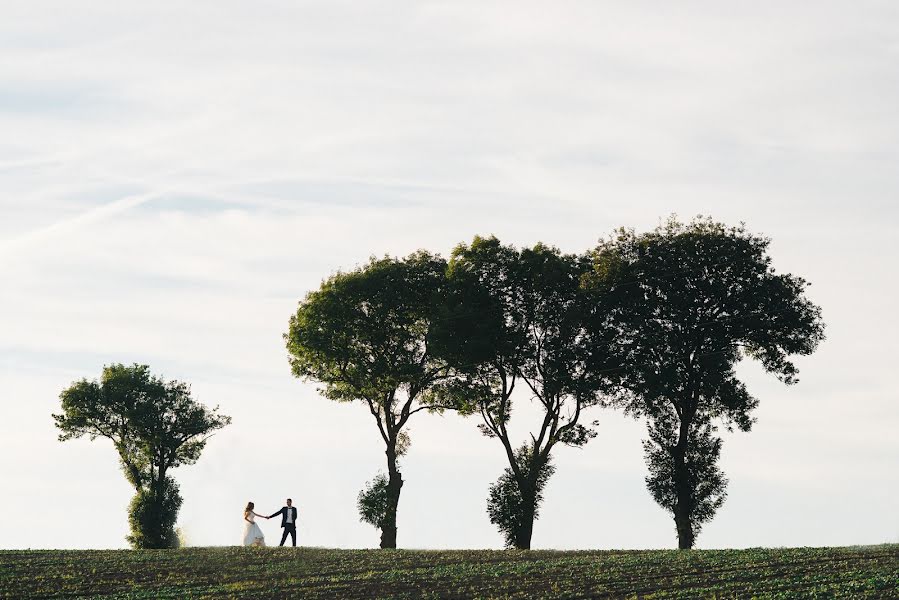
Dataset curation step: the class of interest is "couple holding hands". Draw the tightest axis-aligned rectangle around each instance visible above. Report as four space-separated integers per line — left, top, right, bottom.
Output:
243 498 298 547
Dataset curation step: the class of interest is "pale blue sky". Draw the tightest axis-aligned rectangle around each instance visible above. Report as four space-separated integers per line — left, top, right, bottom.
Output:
1 1 897 550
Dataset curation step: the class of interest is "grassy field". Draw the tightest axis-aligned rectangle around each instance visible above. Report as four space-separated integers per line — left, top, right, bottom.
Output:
0 545 896 599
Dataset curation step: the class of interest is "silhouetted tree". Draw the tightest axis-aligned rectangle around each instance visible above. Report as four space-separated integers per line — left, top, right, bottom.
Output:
434 237 618 549
285 252 452 549
53 363 230 549
589 217 825 549
487 445 555 549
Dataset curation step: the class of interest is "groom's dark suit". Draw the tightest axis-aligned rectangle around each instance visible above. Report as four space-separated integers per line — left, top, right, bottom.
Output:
268 506 298 546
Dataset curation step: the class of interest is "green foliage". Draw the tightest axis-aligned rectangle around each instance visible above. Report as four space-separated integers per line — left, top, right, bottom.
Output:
53 363 230 549
127 477 183 549
437 237 615 436
590 216 825 548
643 413 727 541
591 217 826 420
487 446 555 549
357 473 390 529
285 251 449 407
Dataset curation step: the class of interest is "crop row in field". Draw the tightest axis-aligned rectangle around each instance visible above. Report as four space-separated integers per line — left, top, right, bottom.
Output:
0 544 896 599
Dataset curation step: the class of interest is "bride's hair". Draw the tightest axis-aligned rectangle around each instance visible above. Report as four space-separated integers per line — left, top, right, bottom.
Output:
245 501 254 514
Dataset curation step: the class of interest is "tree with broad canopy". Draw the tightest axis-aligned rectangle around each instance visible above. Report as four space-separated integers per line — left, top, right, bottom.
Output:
432 236 622 549
53 363 230 549
285 251 453 549
588 217 825 549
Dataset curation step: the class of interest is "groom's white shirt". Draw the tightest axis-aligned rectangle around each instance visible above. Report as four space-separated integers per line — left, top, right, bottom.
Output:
285 507 294 523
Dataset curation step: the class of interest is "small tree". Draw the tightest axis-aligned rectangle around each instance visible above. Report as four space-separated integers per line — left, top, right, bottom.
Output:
285 251 452 549
53 363 230 549
590 217 825 549
357 473 390 531
434 237 618 549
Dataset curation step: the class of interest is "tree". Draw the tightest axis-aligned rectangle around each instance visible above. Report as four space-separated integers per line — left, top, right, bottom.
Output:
285 251 452 549
589 217 825 549
53 363 231 549
434 237 617 549
487 445 555 549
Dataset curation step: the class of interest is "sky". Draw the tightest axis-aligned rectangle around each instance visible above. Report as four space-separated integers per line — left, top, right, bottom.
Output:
1 1 897 551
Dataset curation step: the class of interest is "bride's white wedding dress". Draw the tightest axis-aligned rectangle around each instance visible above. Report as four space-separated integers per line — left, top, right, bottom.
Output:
242 512 266 546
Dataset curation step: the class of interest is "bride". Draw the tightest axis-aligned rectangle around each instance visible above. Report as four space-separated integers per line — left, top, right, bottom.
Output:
242 501 267 546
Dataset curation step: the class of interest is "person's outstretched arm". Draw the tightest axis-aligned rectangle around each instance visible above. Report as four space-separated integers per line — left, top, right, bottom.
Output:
267 508 282 519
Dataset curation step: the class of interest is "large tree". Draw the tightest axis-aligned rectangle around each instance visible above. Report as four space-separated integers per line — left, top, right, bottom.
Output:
285 251 452 549
434 237 618 549
53 363 231 549
590 217 825 549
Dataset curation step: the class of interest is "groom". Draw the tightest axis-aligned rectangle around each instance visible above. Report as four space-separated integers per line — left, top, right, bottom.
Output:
267 498 298 547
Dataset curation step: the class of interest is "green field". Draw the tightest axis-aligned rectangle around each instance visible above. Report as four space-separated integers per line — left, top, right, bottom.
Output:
1 545 896 599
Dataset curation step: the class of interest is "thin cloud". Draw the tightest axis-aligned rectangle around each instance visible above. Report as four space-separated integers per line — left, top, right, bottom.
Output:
0 191 165 260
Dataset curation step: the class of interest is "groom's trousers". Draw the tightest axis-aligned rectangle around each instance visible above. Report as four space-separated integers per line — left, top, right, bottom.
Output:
280 523 297 547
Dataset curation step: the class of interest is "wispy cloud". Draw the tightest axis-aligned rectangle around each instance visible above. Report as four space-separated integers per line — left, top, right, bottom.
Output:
0 191 166 259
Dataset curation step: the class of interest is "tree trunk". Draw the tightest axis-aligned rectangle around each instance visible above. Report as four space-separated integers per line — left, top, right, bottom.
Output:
513 494 535 550
148 478 164 548
673 418 694 550
673 483 694 549
512 476 538 550
380 446 403 549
